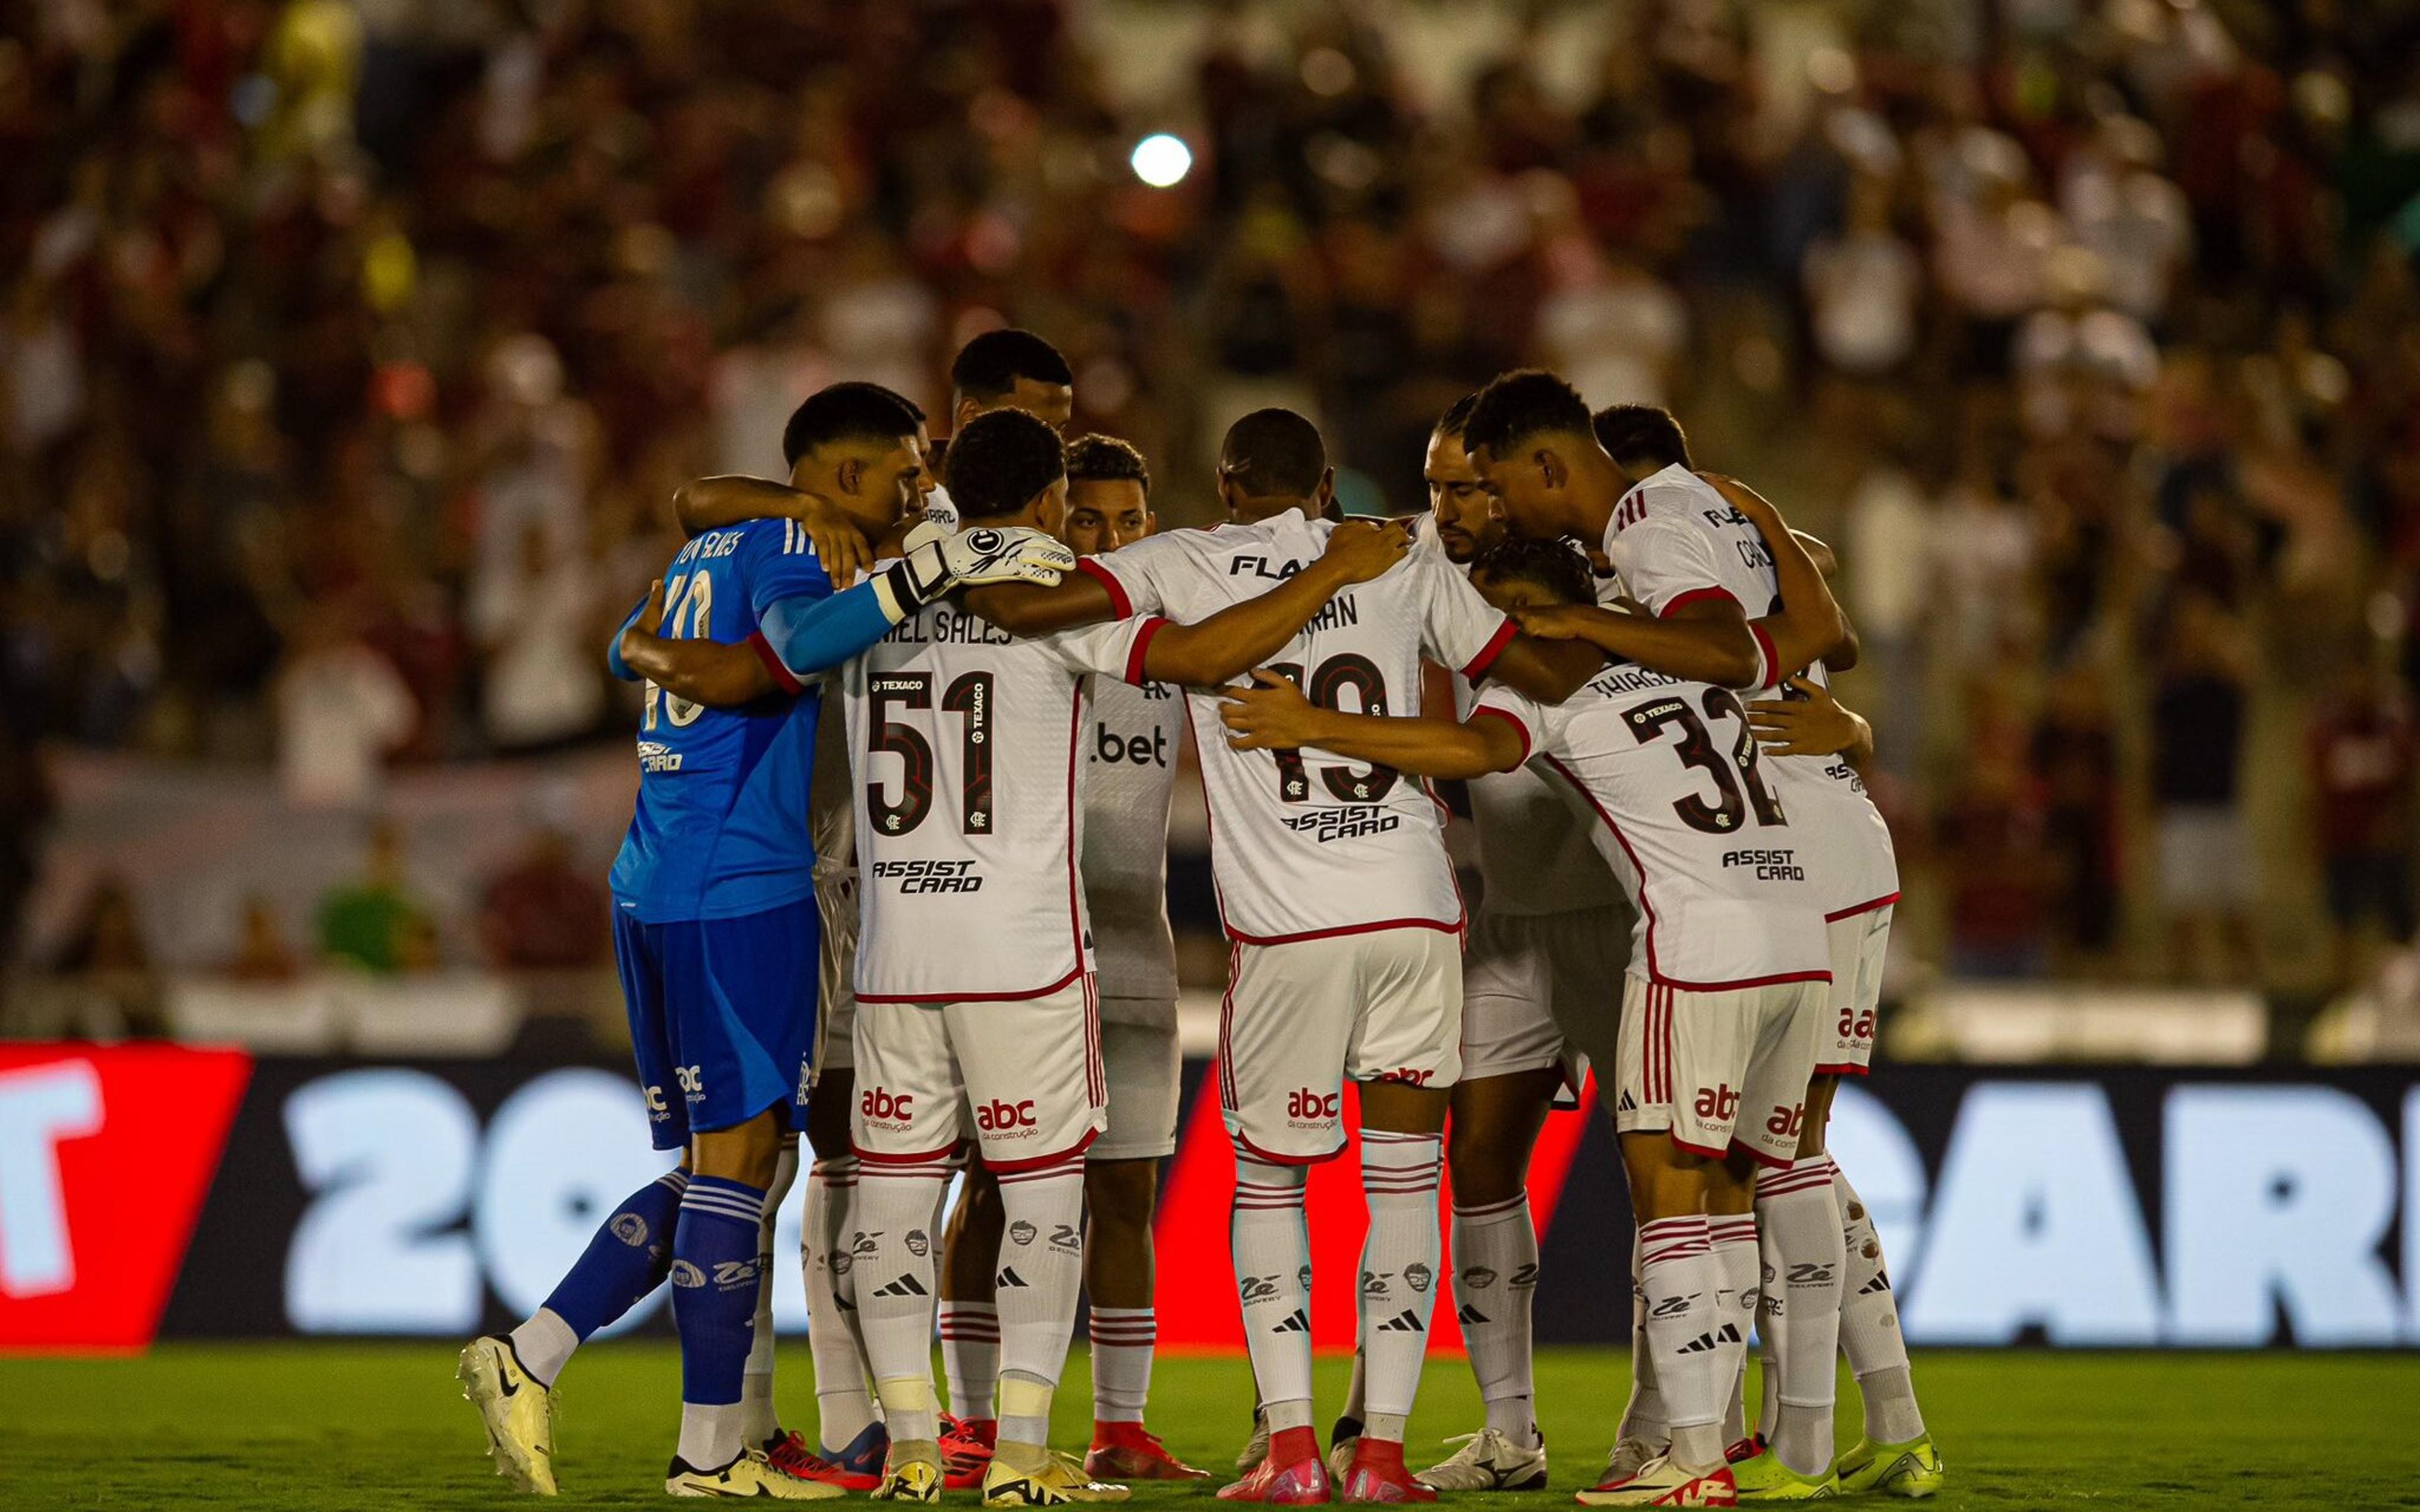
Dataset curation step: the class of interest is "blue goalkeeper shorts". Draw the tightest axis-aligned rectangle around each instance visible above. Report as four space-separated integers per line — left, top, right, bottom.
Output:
613 896 819 1150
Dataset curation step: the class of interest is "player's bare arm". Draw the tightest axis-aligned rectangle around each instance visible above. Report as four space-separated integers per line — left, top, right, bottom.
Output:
1480 631 1608 703
1695 472 1850 677
1138 520 1410 685
1511 597 1765 689
1218 668 1525 781
672 475 874 583
1792 528 1838 579
617 586 781 709
1746 675 1876 769
959 570 1121 636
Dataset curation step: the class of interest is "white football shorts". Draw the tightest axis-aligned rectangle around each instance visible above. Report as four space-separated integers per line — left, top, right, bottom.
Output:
1817 903 1893 1076
851 973 1107 1171
1095 997 1181 1161
1459 902 1628 1095
1612 974 1827 1169
1219 926 1461 1163
811 870 858 1080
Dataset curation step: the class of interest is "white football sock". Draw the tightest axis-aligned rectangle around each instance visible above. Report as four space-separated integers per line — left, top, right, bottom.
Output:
1617 1230 1668 1448
1637 1215 1724 1472
1757 1157 1844 1475
991 1155 1085 1448
507 1308 579 1389
1357 1131 1443 1440
1451 1193 1540 1448
1835 1161 1925 1445
804 1157 880 1448
1707 1212 1759 1450
939 1302 1000 1423
1232 1154 1314 1432
1088 1308 1155 1424
740 1138 799 1446
854 1157 953 1444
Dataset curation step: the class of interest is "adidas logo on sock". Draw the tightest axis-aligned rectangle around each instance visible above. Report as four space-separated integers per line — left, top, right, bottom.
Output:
1858 1273 1893 1297
1457 1303 1492 1326
1716 1324 1741 1344
1378 1309 1426 1334
996 1268 1030 1289
1270 1308 1310 1334
872 1274 929 1298
1677 1331 1722 1354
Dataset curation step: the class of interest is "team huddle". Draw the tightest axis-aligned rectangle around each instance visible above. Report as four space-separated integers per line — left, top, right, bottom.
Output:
454 329 1945 1508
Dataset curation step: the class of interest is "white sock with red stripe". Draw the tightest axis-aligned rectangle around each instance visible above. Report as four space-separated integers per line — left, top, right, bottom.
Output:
1617 1229 1668 1449
991 1156 1085 1450
1637 1215 1724 1474
1088 1308 1155 1424
1231 1153 1315 1434
1357 1131 1443 1444
1451 1193 1540 1448
938 1302 999 1423
1835 1160 1926 1445
1707 1212 1759 1450
804 1157 880 1449
1756 1156 1843 1475
856 1157 954 1444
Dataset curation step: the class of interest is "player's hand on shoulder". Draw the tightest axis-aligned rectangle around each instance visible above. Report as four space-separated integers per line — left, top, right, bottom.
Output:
1319 517 1411 583
1511 604 1592 641
1746 674 1857 756
1219 668 1315 750
1695 469 1782 523
906 522 1078 597
792 490 875 584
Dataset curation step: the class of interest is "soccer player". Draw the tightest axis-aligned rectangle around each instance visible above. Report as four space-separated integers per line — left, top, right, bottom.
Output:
630 408 1410 1505
1217 532 1841 1508
458 382 1075 1500
1463 377 1937 1497
919 328 1077 530
962 409 1604 1505
1327 396 1632 1494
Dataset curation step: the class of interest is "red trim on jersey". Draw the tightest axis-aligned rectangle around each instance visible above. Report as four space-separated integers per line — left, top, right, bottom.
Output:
1461 617 1517 682
1824 891 1901 922
1813 1062 1872 1078
1748 622 1780 691
1064 692 1088 985
1124 616 1170 686
1540 755 1830 992
986 1128 1100 1175
1729 1137 1794 1172
1076 557 1133 619
1223 916 1465 947
1657 585 1740 619
852 1140 968 1167
1218 943 1240 1116
749 630 804 695
856 961 1084 1005
1468 704 1532 765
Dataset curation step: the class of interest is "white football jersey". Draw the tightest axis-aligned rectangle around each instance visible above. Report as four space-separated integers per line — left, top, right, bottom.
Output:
1412 517 1623 918
1081 508 1515 944
843 590 1160 1001
1601 464 1899 915
1080 673 1182 999
1475 666 1829 988
809 692 855 883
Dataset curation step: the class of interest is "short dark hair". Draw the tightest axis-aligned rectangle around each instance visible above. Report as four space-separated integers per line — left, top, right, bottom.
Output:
782 382 925 468
1219 408 1327 498
1469 536 1595 607
1592 403 1692 472
1463 369 1591 455
1066 433 1150 497
944 408 1066 520
950 328 1073 402
1433 392 1480 440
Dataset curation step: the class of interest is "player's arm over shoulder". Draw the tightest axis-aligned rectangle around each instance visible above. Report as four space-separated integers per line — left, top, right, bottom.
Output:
1217 668 1525 781
962 527 1197 636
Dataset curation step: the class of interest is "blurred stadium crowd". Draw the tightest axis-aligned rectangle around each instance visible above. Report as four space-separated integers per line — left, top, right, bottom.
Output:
4 0 2420 1026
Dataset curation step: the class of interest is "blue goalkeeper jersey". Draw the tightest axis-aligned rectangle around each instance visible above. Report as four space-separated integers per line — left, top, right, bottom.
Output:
609 518 833 923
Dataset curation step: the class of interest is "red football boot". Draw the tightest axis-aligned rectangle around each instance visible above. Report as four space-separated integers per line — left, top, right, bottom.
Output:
1337 1439 1438 1503
939 1414 997 1491
1086 1421 1213 1481
1219 1426 1333 1503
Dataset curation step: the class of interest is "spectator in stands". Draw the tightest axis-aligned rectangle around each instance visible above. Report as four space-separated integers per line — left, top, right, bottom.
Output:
2307 658 2417 991
223 893 302 983
2150 591 2261 985
52 873 163 1036
274 604 417 809
478 823 608 971
316 818 433 975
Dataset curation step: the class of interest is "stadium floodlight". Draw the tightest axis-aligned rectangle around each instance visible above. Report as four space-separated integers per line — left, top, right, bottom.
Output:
1130 133 1192 188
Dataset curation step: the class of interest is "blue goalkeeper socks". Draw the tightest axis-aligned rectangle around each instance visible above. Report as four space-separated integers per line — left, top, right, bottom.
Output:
672 1174 770 1469
510 1168 687 1386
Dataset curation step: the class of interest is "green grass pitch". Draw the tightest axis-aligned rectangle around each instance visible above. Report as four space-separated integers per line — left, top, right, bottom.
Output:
0 1344 2412 1509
